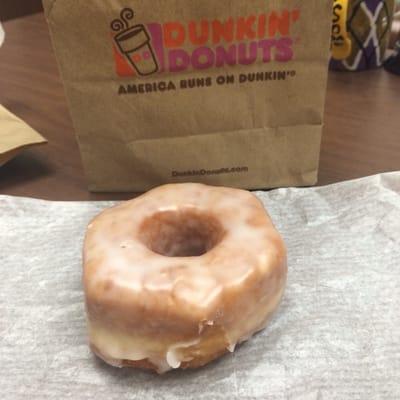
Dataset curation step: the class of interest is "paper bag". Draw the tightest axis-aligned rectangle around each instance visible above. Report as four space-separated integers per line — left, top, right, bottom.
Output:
0 105 47 167
43 0 332 192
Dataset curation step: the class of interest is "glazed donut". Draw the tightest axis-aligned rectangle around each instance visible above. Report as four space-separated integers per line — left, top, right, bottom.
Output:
83 183 287 373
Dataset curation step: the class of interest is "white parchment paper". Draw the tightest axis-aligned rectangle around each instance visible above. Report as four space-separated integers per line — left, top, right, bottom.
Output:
1 172 400 400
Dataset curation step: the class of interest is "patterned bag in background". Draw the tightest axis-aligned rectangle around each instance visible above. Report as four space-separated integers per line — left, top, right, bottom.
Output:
331 0 395 70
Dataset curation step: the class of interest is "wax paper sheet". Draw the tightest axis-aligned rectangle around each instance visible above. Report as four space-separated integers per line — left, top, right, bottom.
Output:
1 172 400 400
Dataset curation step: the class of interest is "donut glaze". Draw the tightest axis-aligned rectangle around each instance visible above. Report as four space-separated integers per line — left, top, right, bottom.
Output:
83 183 287 373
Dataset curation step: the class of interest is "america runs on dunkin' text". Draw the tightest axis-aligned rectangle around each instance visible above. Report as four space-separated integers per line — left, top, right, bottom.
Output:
118 69 296 95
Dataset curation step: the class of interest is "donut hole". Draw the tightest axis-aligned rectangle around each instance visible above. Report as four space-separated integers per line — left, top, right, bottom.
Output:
138 209 225 257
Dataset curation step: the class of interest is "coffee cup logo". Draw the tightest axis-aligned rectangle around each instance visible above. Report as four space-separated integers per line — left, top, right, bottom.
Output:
111 8 159 76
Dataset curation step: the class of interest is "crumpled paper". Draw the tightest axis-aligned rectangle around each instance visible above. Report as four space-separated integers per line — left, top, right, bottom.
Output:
1 172 399 400
0 21 4 47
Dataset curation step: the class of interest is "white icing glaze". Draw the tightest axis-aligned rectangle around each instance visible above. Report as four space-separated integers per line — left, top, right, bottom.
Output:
89 320 200 372
227 343 236 353
83 183 287 372
166 338 200 369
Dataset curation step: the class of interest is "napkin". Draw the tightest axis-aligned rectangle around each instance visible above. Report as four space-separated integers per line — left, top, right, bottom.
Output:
1 173 399 400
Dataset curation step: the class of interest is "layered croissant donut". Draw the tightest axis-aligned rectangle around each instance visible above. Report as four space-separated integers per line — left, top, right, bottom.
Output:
83 183 287 373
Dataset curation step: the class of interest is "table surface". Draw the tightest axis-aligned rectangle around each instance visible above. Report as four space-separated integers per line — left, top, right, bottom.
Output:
1 13 400 201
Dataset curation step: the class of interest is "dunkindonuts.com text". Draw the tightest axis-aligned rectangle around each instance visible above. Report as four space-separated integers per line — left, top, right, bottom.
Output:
172 166 249 178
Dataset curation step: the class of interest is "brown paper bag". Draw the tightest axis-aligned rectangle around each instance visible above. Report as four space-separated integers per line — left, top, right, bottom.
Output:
0 105 47 167
43 0 332 192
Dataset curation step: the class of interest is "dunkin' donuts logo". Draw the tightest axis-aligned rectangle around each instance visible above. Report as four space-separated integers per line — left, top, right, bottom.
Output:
111 7 300 78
